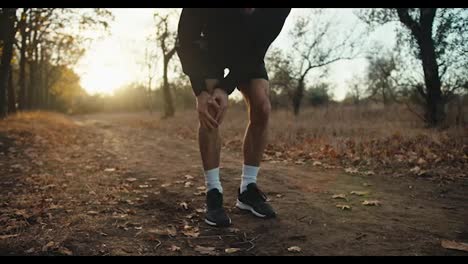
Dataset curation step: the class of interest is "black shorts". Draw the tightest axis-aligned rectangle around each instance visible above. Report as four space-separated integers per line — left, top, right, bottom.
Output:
202 54 269 93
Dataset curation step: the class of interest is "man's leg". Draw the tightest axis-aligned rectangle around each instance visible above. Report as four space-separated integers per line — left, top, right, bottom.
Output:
236 79 276 218
199 79 231 227
239 79 271 168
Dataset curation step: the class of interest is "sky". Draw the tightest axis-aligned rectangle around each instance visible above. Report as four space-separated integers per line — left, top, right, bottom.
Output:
74 8 397 101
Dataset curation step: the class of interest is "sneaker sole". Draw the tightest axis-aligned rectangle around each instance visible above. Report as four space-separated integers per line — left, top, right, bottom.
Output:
205 217 232 227
236 200 269 218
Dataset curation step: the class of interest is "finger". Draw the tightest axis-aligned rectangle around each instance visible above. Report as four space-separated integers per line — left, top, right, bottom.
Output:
204 111 219 128
208 99 220 109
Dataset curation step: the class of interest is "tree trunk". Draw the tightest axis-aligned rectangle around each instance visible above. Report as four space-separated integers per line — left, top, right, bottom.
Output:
162 57 175 118
0 8 17 118
419 35 443 126
292 79 305 116
7 64 16 113
18 8 28 110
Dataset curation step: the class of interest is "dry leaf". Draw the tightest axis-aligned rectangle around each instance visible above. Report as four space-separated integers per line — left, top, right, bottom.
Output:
227 228 240 233
184 175 194 180
195 246 217 256
87 211 99 215
58 247 73 256
168 245 181 252
410 166 421 174
295 159 305 165
332 194 347 200
138 185 149 188
287 246 302 253
336 204 351 210
194 191 205 196
195 208 205 213
182 229 200 238
0 234 19 240
312 161 322 166
126 178 137 182
184 182 193 188
161 183 171 188
363 171 375 176
350 191 369 196
225 248 241 254
180 202 189 210
345 168 359 174
148 226 177 237
441 240 468 252
362 200 381 206
196 186 206 191
104 168 116 172
276 194 284 198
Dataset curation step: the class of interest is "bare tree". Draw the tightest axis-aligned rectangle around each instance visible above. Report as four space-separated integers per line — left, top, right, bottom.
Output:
154 11 178 118
358 8 468 127
0 8 17 118
288 9 362 115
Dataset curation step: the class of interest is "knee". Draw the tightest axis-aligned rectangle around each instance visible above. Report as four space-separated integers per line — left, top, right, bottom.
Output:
250 99 271 125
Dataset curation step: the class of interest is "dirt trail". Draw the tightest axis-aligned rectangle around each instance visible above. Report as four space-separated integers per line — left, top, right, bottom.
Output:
1 112 467 255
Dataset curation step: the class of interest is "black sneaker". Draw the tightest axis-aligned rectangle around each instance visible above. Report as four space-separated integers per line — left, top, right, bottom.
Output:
236 183 276 218
205 188 231 227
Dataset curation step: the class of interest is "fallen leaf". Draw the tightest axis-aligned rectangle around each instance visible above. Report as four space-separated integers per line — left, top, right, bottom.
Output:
139 185 149 188
161 183 171 188
194 191 205 196
58 247 73 256
184 182 193 188
227 228 240 233
336 204 351 210
295 159 305 165
410 166 421 174
180 202 189 210
148 226 177 237
276 194 284 198
0 234 19 240
287 246 302 253
25 248 35 253
168 245 181 252
362 200 381 206
42 241 56 252
87 211 99 215
225 248 241 254
363 171 375 176
104 168 116 172
184 175 194 180
332 194 347 200
345 168 359 174
441 240 468 252
196 186 206 191
417 158 427 165
312 161 322 166
350 191 369 196
182 229 200 238
195 246 217 255
126 178 137 182
195 208 205 213
175 180 184 184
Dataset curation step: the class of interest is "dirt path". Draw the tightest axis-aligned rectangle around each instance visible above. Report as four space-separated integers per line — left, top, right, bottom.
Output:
1 112 467 255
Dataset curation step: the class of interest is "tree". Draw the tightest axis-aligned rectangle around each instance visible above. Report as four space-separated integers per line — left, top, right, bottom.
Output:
154 11 178 118
287 9 362 115
305 82 332 107
365 46 398 105
358 8 468 126
346 76 366 105
0 8 17 118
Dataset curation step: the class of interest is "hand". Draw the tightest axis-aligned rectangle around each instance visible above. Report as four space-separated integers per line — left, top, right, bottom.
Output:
211 88 228 125
196 91 219 129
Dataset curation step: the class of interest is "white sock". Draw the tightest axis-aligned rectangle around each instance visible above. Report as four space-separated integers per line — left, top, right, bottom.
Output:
205 168 222 193
240 164 259 193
